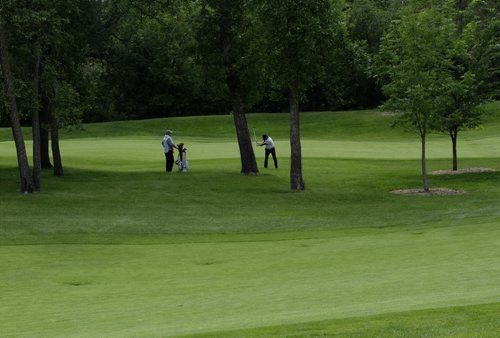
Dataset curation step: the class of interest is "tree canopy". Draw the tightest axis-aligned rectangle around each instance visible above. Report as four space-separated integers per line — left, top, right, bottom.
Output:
1 0 496 192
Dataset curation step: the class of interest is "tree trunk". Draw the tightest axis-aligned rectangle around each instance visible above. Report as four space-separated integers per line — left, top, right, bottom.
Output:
289 86 305 190
40 74 52 168
49 101 63 177
31 49 42 191
0 23 33 193
421 132 429 192
450 127 458 171
40 108 53 168
230 89 259 174
220 9 258 175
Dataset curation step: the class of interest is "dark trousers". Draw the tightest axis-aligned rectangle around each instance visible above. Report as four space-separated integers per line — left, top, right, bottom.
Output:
165 151 174 172
264 147 278 168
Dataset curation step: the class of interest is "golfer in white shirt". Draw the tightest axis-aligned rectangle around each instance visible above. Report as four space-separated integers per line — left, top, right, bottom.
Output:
257 134 278 169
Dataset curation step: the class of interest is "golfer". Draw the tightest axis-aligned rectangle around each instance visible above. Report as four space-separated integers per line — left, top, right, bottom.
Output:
161 129 178 172
257 134 278 169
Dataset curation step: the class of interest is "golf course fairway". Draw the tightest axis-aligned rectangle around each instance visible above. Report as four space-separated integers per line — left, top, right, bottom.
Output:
1 104 499 336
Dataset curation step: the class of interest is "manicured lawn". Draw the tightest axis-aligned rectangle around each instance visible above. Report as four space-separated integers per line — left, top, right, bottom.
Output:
1 223 500 336
0 104 499 336
1 155 499 237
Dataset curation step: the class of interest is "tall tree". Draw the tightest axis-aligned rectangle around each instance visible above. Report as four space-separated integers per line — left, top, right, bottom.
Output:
31 47 42 190
3 0 56 189
1 0 102 190
378 3 457 191
46 0 101 176
433 0 485 171
0 0 51 191
24 2 51 189
196 0 259 174
35 0 103 176
437 72 483 171
258 0 339 190
0 20 33 193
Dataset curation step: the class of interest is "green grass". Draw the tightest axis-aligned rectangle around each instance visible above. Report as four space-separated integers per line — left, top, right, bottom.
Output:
193 302 500 337
1 101 499 143
1 157 499 238
1 103 500 336
1 225 500 337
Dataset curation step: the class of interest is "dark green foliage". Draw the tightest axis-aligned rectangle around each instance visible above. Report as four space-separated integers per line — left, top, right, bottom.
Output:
1 1 498 124
96 0 228 121
377 3 461 190
257 0 339 94
465 0 500 99
378 0 490 174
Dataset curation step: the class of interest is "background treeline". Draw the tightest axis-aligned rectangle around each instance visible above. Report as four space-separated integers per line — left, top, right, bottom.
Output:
5 0 498 126
1 0 499 193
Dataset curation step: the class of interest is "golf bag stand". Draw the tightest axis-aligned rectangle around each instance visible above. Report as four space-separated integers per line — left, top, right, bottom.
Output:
176 143 188 172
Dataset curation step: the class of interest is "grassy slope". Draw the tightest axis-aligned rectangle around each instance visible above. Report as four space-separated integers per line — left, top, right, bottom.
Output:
0 102 499 336
1 101 498 142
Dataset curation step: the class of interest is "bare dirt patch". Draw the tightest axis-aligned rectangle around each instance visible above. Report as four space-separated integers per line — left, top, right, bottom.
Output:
391 187 465 196
431 167 496 175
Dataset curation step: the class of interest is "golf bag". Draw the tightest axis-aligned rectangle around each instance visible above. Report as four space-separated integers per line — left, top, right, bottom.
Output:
176 143 188 172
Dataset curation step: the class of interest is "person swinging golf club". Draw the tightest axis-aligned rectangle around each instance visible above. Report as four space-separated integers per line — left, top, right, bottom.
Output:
257 134 278 169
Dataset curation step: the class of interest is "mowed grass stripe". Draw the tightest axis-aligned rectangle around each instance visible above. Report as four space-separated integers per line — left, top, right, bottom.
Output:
2 135 500 170
1 223 499 336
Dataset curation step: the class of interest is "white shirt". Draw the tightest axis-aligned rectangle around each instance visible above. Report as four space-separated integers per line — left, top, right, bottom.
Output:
162 134 175 152
263 136 275 150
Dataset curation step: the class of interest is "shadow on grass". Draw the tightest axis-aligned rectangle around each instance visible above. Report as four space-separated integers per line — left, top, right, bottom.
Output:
2 158 499 240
